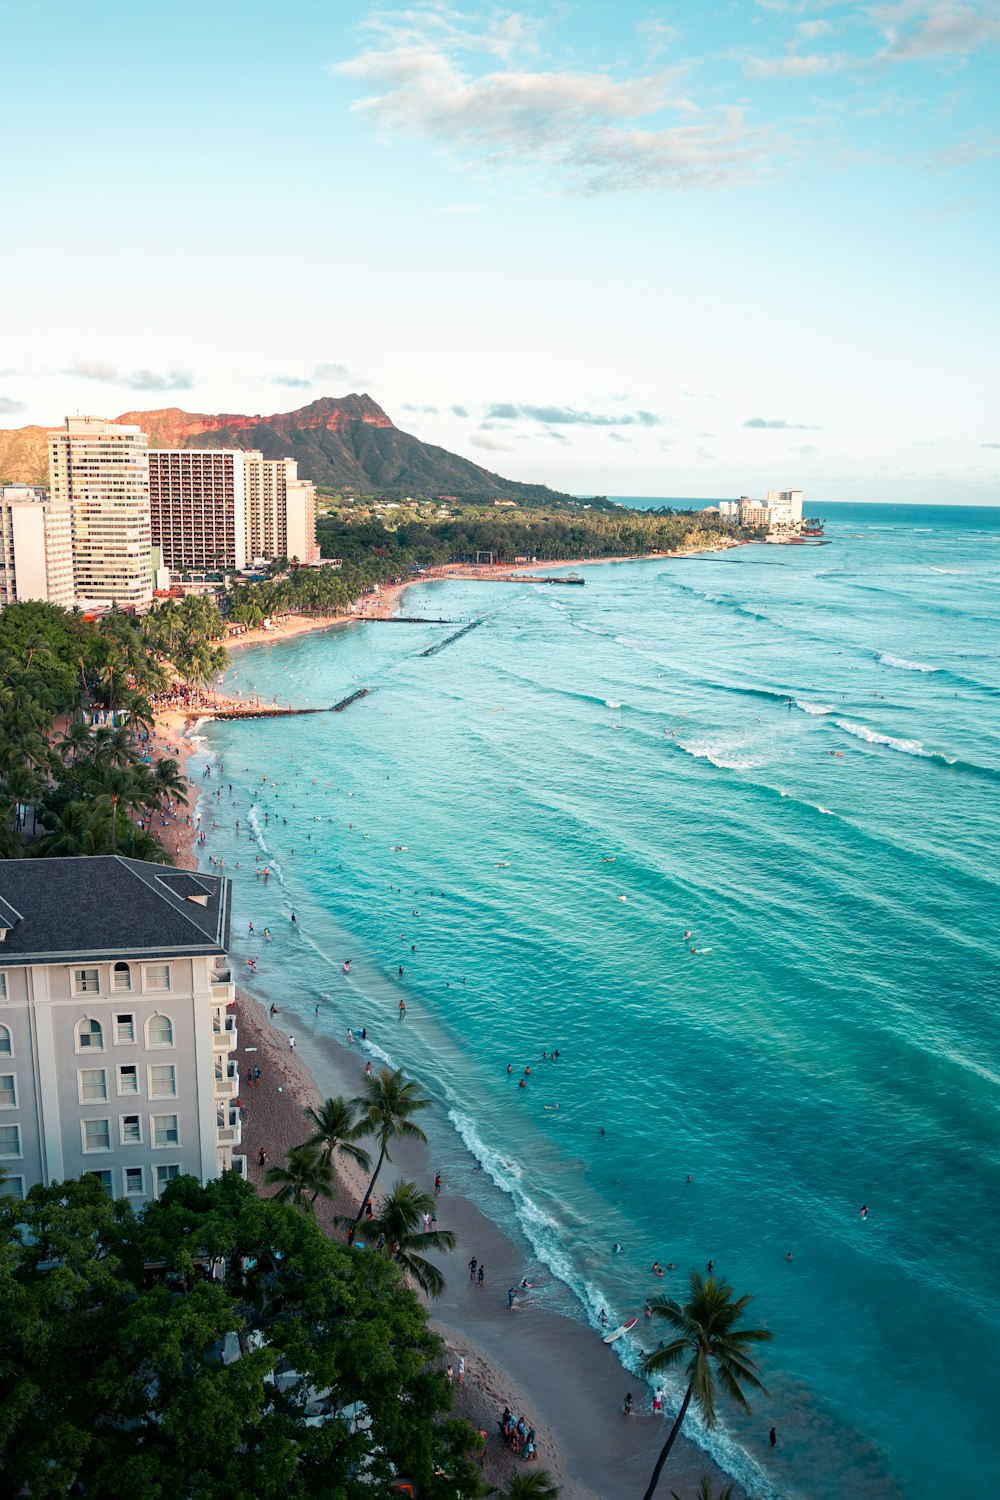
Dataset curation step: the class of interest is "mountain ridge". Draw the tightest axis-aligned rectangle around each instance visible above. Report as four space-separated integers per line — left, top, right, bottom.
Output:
0 395 577 503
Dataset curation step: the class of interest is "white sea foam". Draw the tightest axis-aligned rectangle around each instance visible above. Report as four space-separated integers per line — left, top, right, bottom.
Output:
605 700 622 709
795 699 834 716
679 738 765 771
878 652 937 673
834 719 945 760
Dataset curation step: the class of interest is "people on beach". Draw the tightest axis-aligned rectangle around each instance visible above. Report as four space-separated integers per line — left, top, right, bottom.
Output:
508 1286 517 1309
457 1356 465 1384
770 1426 778 1447
258 1147 268 1167
599 1308 608 1327
623 1392 634 1417
478 1264 485 1287
364 1061 372 1076
469 1256 478 1280
434 1173 442 1196
288 1035 296 1050
653 1388 664 1413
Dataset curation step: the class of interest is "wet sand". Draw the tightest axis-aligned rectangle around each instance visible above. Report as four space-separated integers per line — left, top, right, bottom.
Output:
235 992 743 1500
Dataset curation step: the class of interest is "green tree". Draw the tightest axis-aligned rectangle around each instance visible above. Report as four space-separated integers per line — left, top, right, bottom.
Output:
359 1180 457 1298
496 1474 561 1500
304 1095 372 1176
671 1477 736 1500
351 1066 431 1226
640 1272 772 1500
265 1142 335 1211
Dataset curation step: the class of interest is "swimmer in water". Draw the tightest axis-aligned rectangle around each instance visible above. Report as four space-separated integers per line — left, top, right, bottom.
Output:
683 930 691 940
612 1242 622 1255
343 960 351 973
859 1204 869 1219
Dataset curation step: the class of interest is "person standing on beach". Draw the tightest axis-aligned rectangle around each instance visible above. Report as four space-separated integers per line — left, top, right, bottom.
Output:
508 1286 517 1309
469 1256 478 1280
478 1264 485 1288
435 1172 442 1196
288 1036 296 1050
457 1356 465 1384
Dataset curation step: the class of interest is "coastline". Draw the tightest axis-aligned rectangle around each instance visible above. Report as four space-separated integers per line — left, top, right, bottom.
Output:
232 988 742 1500
146 562 764 1500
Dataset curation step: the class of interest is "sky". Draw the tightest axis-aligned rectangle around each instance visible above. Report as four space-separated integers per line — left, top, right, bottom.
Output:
2 0 998 503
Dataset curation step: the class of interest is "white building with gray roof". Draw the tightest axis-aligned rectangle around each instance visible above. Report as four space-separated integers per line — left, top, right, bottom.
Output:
0 857 241 1203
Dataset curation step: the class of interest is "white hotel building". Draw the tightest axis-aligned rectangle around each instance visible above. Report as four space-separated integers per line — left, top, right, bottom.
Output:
0 484 75 608
47 416 153 611
0 858 241 1202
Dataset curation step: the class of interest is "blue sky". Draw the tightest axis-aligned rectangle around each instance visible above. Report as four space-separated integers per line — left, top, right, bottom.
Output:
2 0 998 502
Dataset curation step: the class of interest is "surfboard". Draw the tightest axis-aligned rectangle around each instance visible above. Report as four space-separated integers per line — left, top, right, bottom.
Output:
603 1317 638 1343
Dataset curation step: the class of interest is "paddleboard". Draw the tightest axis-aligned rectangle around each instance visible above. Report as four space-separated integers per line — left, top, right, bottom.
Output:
603 1317 638 1343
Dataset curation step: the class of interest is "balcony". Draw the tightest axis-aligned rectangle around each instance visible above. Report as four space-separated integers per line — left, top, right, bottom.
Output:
214 1058 239 1100
216 1104 242 1148
212 1014 238 1051
211 980 235 1005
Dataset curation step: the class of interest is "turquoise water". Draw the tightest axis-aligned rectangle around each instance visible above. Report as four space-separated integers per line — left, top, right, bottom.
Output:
194 505 1000 1499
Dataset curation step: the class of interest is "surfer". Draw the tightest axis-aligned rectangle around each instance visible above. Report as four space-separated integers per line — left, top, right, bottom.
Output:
612 1242 622 1255
599 1308 609 1327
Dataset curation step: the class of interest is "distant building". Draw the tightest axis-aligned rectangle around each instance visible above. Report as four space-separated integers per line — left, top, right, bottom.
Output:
148 449 248 572
0 485 75 608
739 501 771 528
718 500 740 521
0 858 240 1203
766 489 804 527
147 448 318 569
47 416 153 611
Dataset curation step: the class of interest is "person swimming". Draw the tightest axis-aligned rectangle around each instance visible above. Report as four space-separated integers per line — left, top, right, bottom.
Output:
343 959 351 973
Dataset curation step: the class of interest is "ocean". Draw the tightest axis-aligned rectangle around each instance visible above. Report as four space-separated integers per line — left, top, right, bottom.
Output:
191 503 1000 1499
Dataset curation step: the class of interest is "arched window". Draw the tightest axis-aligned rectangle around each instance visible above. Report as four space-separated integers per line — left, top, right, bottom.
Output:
112 962 132 992
77 1018 104 1051
147 1014 174 1048
0 1024 11 1057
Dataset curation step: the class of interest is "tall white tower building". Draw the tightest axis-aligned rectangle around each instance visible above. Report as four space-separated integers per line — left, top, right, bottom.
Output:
0 485 75 607
47 416 153 611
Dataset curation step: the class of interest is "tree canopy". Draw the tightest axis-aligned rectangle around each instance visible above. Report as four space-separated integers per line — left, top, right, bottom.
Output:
0 1173 485 1499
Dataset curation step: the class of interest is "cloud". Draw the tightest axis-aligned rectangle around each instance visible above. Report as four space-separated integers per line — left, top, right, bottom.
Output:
0 396 27 414
333 22 774 194
744 416 823 429
313 362 356 384
609 432 630 444
469 430 513 451
874 2 1000 60
64 360 193 391
485 402 660 427
268 375 314 388
745 50 854 77
402 403 440 414
450 404 469 417
682 389 717 399
982 442 1000 449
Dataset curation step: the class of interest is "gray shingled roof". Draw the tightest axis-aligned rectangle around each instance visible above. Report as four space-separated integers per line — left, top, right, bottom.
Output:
0 857 230 965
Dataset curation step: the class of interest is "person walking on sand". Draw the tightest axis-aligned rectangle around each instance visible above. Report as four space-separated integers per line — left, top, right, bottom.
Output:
653 1387 664 1413
364 1060 371 1076
288 1036 296 1050
435 1172 442 1197
469 1256 478 1280
623 1392 634 1417
258 1147 268 1167
446 1363 453 1384
457 1356 465 1384
478 1264 485 1288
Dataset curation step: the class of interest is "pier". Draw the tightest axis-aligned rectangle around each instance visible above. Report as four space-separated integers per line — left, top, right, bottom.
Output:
191 704 328 722
421 619 485 657
465 573 584 586
357 615 456 624
332 688 371 711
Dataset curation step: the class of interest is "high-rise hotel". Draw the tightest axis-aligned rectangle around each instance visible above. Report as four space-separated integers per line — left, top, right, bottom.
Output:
147 449 318 572
0 485 75 608
48 416 153 611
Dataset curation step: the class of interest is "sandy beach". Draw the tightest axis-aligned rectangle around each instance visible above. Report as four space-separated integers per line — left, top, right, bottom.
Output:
233 992 741 1500
142 548 756 1500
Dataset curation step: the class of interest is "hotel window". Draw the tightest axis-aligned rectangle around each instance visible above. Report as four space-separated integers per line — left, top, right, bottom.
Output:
0 974 6 999
112 962 132 992
74 968 100 995
0 1074 16 1109
149 1064 177 1098
152 1113 179 1148
154 1163 180 1197
0 1124 21 1157
79 1068 107 1103
114 1013 135 1044
0 1174 24 1199
120 1113 142 1145
83 1119 111 1153
147 1014 174 1048
117 1063 138 1095
0 1024 11 1056
87 1170 114 1195
123 1166 144 1197
76 1018 104 1051
144 963 171 992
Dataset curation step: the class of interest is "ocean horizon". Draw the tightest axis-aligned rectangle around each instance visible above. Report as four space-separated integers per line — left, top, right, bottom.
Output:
193 501 1000 1499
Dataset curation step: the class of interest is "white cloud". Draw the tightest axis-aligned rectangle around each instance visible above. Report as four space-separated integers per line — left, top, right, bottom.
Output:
745 50 854 77
469 430 513 451
0 396 26 414
333 19 774 193
64 361 193 391
872 2 1000 60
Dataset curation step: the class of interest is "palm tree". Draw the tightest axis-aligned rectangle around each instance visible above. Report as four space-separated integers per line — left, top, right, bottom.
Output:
351 1067 431 1227
265 1143 334 1211
670 1477 736 1500
304 1096 371 1176
495 1473 561 1500
640 1272 772 1500
358 1180 456 1298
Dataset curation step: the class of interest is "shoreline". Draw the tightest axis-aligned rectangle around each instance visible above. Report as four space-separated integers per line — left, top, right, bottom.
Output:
149 556 764 1500
232 988 742 1500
